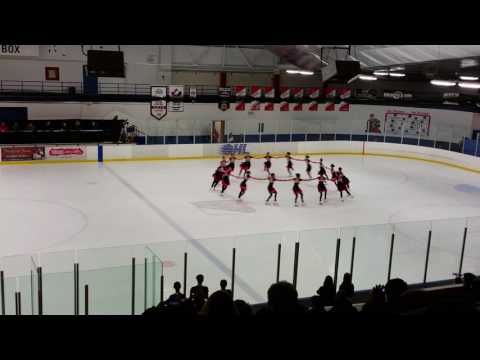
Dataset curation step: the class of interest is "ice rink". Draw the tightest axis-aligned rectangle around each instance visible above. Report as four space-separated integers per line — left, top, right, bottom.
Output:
1 154 480 308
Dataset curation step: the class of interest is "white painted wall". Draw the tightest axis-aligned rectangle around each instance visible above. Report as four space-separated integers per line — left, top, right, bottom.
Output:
0 101 473 142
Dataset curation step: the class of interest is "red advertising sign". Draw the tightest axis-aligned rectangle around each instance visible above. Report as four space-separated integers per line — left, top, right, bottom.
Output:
1 146 45 161
46 146 86 159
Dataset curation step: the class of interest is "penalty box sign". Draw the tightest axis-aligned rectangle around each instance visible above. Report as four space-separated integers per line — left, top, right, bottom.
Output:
151 86 167 120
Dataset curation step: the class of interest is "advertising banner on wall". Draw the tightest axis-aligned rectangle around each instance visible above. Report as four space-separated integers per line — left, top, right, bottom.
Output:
264 102 274 111
168 85 184 112
280 87 290 99
384 110 431 136
250 86 262 98
309 88 320 99
338 101 350 112
339 88 352 99
235 101 246 111
189 87 197 99
280 101 289 111
250 100 261 111
324 87 336 99
264 86 275 98
46 146 86 160
1 146 45 161
292 88 304 99
234 86 247 97
293 103 303 111
308 101 319 111
0 45 39 57
324 102 335 111
383 90 413 101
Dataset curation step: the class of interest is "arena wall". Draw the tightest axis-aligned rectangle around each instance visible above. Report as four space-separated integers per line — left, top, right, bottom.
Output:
1 141 479 174
0 101 474 142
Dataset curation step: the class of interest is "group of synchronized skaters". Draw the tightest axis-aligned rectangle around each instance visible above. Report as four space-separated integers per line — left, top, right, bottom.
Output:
210 152 352 206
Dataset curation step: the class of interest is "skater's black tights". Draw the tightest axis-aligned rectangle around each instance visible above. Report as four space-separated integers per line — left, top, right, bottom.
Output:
238 190 245 199
320 191 326 201
221 185 227 193
211 180 218 189
266 192 277 202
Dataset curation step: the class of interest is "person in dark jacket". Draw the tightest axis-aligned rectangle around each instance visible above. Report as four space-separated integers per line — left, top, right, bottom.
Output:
316 275 336 307
256 281 307 316
190 274 209 312
339 273 354 298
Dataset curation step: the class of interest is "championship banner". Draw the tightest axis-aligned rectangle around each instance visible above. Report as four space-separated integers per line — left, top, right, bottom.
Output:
250 86 262 98
235 101 246 111
324 87 336 98
151 86 168 120
46 146 86 160
264 86 275 98
264 102 274 111
324 102 335 111
234 86 247 97
168 85 185 112
250 100 261 111
189 87 197 98
338 101 350 112
218 87 231 111
1 146 45 161
292 88 304 99
308 87 320 99
308 101 319 111
280 101 289 111
293 102 303 111
339 88 352 99
280 87 290 99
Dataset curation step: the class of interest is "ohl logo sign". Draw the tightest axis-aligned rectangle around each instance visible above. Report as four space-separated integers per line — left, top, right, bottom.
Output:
219 143 247 155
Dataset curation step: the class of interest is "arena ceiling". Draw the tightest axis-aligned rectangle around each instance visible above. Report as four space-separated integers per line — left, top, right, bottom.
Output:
267 45 480 80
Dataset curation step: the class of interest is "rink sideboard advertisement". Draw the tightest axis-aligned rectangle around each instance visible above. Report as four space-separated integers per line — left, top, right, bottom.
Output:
0 142 479 174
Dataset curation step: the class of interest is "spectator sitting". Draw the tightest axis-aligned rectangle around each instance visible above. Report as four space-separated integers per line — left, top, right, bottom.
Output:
60 121 69 131
234 300 253 318
74 119 81 130
11 121 19 131
316 275 336 307
339 273 354 298
199 290 239 318
362 285 387 313
26 122 36 132
256 281 307 316
384 278 408 313
220 279 232 297
43 121 52 131
190 274 209 312
308 294 326 314
330 290 358 313
0 122 8 133
165 281 186 308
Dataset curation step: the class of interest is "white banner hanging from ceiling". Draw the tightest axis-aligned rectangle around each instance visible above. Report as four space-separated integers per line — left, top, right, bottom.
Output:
168 85 185 112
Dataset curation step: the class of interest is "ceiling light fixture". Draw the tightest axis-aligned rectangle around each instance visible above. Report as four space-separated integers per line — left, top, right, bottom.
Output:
359 74 377 81
459 75 479 81
458 82 480 89
389 72 406 77
373 70 388 76
430 79 456 87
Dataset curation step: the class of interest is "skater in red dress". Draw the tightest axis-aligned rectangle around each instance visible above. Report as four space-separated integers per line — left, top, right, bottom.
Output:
305 155 313 179
227 155 236 172
264 152 272 174
211 166 224 190
319 158 329 180
220 166 233 195
238 171 250 200
317 173 328 204
265 173 278 203
336 174 352 201
330 164 338 182
337 167 350 190
286 152 294 176
239 154 252 176
292 173 304 206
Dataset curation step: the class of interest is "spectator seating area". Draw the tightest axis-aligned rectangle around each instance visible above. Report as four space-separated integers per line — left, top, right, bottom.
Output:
0 118 127 144
143 273 480 317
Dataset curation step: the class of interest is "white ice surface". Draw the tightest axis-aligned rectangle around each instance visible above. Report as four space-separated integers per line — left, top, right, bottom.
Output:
1 155 480 311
